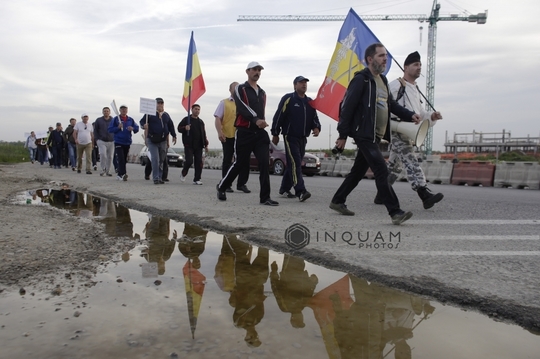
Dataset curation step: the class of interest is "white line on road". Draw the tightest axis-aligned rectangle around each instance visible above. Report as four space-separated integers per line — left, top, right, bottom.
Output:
408 220 540 225
430 235 540 240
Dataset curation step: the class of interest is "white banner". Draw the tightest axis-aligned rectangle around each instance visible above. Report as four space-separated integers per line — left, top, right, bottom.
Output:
140 97 156 115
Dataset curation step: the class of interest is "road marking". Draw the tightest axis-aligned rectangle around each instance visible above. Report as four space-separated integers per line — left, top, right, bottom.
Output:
430 235 540 240
408 220 540 225
372 251 540 256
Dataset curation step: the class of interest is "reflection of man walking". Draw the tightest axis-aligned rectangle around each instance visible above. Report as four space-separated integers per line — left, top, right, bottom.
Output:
270 255 318 328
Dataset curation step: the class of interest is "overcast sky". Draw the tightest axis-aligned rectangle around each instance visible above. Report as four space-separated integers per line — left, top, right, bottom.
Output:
2 0 538 151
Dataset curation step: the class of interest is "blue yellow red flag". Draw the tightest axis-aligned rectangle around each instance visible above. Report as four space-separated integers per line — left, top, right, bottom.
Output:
310 8 392 121
182 31 206 112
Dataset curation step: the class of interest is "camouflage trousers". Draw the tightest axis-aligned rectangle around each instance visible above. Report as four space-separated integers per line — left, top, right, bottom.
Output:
387 131 426 191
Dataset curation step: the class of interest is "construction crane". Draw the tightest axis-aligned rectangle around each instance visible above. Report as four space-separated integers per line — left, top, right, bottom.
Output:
238 1 488 155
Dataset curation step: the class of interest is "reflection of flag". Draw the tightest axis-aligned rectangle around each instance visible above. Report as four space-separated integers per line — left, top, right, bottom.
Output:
308 275 353 359
311 8 393 121
182 31 206 112
183 260 206 339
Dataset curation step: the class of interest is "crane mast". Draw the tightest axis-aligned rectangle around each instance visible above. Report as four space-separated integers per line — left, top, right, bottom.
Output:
238 1 488 155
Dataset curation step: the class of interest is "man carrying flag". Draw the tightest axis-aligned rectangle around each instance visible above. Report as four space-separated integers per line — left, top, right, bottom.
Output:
329 43 419 225
311 8 393 121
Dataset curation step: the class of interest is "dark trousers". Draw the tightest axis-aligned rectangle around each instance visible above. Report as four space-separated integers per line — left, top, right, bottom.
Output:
182 147 203 182
115 143 130 177
51 145 63 167
222 137 249 188
331 139 401 216
280 135 306 195
145 158 168 180
218 129 271 202
37 147 47 164
92 145 98 166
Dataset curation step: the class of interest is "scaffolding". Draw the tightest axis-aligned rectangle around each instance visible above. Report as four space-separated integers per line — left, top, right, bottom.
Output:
444 130 540 155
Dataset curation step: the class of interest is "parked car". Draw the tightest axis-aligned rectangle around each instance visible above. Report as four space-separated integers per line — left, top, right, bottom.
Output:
250 142 321 176
139 146 184 167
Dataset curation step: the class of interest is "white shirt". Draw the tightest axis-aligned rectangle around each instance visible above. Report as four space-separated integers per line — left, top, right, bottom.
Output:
74 121 93 145
389 79 437 127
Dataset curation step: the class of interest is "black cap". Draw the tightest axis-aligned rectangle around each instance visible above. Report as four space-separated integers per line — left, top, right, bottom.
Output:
155 97 164 103
404 51 421 66
293 76 309 84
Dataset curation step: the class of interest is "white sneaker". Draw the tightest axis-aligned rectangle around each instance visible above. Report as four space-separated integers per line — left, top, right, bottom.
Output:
193 180 203 185
116 175 123 181
180 174 186 182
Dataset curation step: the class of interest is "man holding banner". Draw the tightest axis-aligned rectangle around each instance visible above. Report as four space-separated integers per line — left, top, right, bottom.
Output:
376 51 444 209
329 43 419 225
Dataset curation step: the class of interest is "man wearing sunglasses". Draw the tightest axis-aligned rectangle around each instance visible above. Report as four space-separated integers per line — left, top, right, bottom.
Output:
73 113 94 174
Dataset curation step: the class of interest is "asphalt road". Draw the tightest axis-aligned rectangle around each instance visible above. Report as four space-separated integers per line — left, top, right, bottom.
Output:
7 162 540 331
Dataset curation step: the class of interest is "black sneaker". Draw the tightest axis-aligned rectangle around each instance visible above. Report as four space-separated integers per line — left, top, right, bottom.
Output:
145 176 150 180
299 190 311 202
261 198 279 206
77 170 81 174
217 184 227 201
237 185 251 193
154 180 160 185
158 180 164 184
279 190 296 198
373 194 383 205
86 171 92 175
391 210 413 225
225 187 234 193
329 202 355 216
163 179 169 182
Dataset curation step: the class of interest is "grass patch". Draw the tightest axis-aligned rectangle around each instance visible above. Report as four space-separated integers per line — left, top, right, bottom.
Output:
0 141 29 163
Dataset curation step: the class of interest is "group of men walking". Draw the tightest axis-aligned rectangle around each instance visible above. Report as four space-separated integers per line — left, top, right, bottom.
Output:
26 42 444 225
216 43 443 225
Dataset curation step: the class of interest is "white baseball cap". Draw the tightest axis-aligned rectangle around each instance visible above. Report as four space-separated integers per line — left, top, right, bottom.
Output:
246 61 264 70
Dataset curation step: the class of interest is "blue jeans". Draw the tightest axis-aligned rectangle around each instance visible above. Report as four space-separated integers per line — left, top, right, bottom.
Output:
68 142 77 168
28 148 37 162
147 141 167 181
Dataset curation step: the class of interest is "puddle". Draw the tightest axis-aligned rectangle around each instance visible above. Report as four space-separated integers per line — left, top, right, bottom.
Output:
2 189 540 358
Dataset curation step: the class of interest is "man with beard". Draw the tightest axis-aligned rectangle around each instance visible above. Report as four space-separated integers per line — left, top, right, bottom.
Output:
329 43 419 225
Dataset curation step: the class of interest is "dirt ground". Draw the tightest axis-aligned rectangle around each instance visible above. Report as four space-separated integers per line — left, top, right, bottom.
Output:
0 166 135 294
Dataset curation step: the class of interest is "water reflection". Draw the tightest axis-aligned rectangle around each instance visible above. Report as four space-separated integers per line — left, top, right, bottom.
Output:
271 255 319 329
17 189 538 358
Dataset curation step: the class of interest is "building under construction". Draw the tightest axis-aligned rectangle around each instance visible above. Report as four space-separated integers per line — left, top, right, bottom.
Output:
444 130 540 155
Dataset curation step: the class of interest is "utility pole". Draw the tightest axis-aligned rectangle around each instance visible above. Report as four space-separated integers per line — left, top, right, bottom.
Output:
238 1 488 155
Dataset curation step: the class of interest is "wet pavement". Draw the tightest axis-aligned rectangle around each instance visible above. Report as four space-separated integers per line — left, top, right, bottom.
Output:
1 189 539 358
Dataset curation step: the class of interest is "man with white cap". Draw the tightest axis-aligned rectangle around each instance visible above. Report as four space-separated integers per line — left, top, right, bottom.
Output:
73 113 94 174
217 61 279 206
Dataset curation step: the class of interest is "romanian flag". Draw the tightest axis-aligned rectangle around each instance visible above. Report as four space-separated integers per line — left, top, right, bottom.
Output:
311 8 392 121
182 31 206 112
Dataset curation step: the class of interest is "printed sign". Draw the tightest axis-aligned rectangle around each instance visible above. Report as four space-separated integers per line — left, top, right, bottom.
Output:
140 97 157 115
